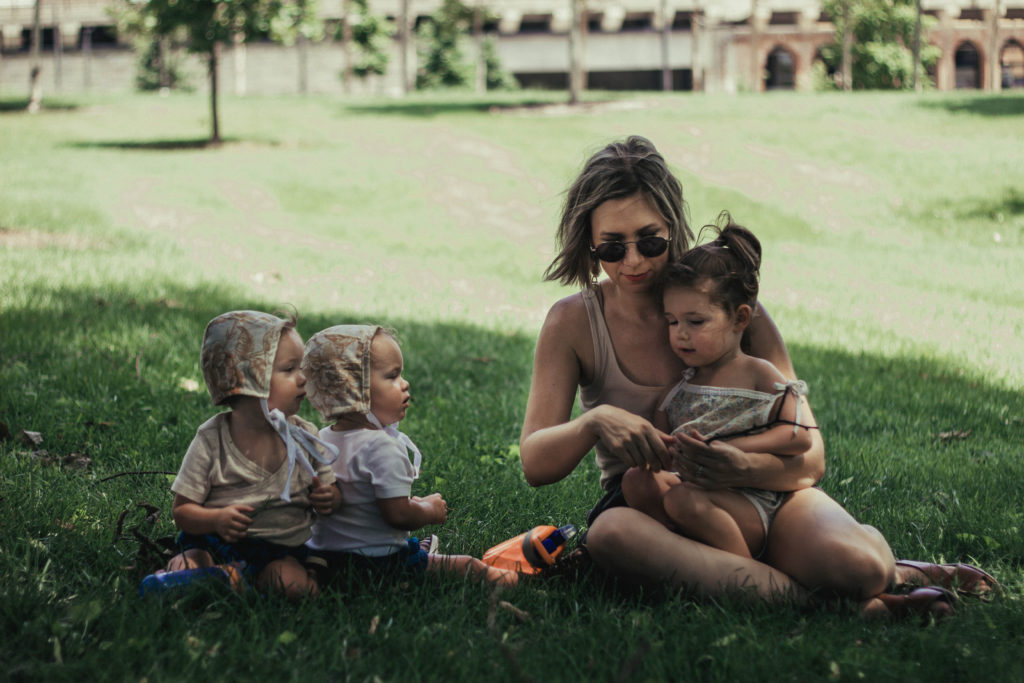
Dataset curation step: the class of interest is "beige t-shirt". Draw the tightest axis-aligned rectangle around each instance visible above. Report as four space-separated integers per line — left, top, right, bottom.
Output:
172 412 336 546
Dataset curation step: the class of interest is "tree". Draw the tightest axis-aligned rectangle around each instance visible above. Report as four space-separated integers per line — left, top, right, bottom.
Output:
415 0 513 90
342 0 392 81
416 0 474 88
133 0 319 143
821 0 939 89
27 0 42 113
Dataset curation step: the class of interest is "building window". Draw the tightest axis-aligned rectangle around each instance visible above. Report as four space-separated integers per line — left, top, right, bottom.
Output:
955 42 981 89
621 13 653 32
958 9 983 21
765 46 796 90
519 14 551 33
19 27 56 51
1002 41 1024 89
769 12 799 26
672 12 692 30
81 25 120 49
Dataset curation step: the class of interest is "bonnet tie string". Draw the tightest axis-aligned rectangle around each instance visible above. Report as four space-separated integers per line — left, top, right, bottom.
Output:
260 399 339 502
772 379 810 435
367 413 423 478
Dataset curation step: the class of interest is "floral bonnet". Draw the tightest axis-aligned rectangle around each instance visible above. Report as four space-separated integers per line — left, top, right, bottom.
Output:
302 324 381 422
201 310 289 405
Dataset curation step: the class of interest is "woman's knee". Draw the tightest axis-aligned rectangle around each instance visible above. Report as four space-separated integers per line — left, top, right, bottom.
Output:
767 493 894 598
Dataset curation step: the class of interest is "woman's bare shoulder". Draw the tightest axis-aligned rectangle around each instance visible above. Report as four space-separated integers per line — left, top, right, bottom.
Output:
541 291 589 334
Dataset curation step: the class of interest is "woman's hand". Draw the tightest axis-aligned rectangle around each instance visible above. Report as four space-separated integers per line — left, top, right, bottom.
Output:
589 405 675 472
671 429 753 489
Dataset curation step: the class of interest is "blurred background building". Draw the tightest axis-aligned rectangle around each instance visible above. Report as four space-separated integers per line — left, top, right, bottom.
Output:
1 0 1022 95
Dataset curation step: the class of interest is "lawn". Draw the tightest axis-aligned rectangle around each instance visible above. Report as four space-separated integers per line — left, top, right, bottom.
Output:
1 89 1022 681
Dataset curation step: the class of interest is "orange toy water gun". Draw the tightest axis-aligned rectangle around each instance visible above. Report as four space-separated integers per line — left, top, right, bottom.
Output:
482 524 577 575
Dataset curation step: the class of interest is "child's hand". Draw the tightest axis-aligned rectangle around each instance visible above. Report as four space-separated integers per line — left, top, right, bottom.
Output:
415 493 447 525
215 504 254 542
309 476 340 515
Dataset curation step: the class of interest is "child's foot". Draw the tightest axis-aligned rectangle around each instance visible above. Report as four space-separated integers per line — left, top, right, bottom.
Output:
419 534 439 554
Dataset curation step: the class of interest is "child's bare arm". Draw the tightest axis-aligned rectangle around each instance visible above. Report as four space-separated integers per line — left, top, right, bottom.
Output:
309 477 342 515
171 493 254 542
724 361 815 455
377 493 447 531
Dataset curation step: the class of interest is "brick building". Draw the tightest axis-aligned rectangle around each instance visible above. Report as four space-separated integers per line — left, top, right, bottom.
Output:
1 0 1022 95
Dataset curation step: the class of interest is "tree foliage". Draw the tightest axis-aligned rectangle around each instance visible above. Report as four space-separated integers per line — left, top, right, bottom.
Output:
415 0 515 90
115 0 320 141
821 0 940 89
339 0 392 79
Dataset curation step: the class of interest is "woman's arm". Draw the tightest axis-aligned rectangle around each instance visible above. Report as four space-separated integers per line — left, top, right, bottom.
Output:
519 298 672 486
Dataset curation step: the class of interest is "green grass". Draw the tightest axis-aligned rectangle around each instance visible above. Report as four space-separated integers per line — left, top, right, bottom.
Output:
1 89 1023 681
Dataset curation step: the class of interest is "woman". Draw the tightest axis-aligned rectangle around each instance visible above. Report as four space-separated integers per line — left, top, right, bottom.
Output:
519 135 995 617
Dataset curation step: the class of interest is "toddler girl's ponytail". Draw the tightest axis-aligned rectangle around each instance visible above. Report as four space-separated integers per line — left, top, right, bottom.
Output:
662 212 762 314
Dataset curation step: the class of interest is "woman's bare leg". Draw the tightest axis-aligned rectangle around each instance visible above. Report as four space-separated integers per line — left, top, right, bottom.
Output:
585 506 806 603
763 487 895 600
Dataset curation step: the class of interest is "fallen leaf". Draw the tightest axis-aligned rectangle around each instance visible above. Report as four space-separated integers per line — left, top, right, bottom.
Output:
20 430 43 446
368 615 380 635
937 430 971 442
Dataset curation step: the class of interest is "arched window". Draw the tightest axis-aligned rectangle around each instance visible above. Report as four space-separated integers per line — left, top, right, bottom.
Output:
1001 40 1024 89
764 46 795 90
955 41 981 89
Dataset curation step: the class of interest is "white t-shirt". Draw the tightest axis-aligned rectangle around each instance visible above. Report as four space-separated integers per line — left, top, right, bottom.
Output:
171 412 336 547
306 426 417 554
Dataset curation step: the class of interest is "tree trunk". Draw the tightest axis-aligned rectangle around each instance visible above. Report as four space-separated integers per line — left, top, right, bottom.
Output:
568 0 585 104
209 43 221 144
749 0 760 91
27 0 42 113
990 0 1002 91
399 0 410 94
912 0 921 92
473 4 485 93
841 1 853 91
659 0 671 91
341 0 353 94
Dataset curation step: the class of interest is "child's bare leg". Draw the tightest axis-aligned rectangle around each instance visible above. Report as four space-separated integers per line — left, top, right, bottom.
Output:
428 553 518 587
621 467 682 528
664 484 764 558
258 557 319 600
166 548 214 572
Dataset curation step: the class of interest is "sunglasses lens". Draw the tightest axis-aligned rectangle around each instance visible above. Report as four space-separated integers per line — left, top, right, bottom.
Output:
637 236 669 257
593 242 627 262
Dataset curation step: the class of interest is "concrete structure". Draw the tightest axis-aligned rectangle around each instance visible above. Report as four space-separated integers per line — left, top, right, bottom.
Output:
2 0 1023 95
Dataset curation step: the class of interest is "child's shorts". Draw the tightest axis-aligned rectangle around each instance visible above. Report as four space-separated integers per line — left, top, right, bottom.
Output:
176 532 310 579
306 537 429 589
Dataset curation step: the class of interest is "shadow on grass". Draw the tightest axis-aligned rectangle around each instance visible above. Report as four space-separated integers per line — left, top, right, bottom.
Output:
65 138 229 151
0 98 80 113
2 282 1022 564
917 93 1024 116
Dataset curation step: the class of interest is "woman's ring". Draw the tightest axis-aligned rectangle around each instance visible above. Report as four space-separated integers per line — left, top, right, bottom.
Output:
696 465 704 478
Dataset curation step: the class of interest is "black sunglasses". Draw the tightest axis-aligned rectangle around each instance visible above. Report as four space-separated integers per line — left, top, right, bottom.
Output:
591 235 670 263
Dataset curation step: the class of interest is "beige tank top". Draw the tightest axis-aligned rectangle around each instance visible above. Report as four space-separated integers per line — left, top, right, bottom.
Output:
578 288 671 490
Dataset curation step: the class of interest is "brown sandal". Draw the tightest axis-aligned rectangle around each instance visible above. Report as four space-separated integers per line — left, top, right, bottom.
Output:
873 586 957 621
895 560 1001 600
